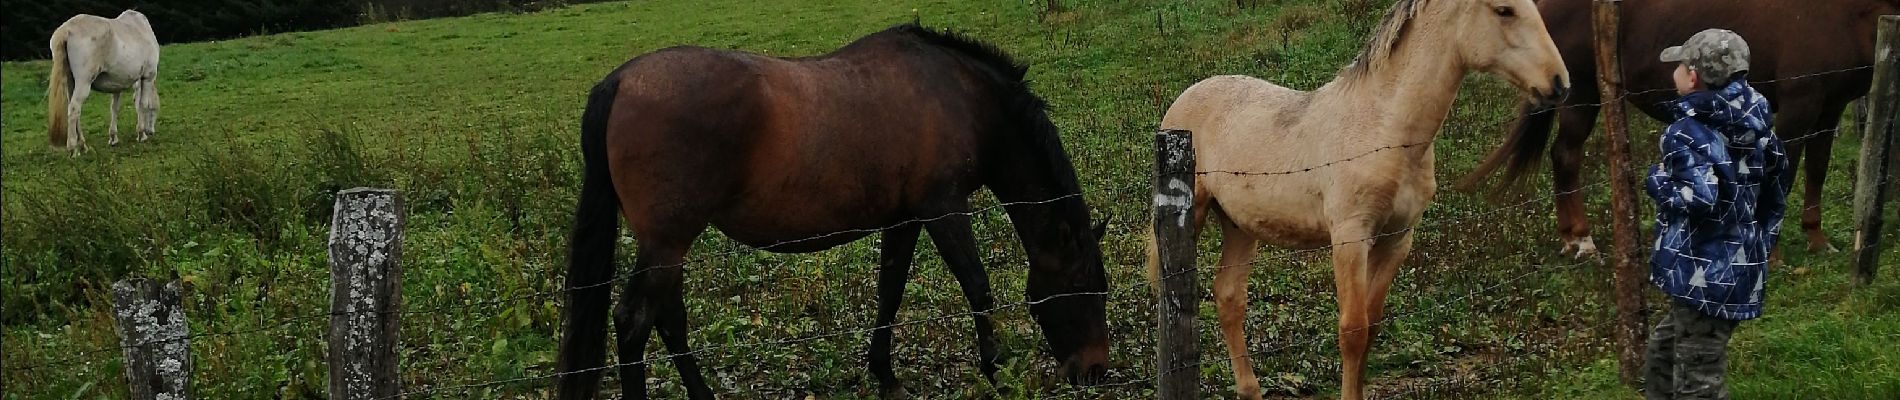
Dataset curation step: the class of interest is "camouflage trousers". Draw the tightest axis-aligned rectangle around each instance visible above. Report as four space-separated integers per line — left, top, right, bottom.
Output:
1643 301 1740 400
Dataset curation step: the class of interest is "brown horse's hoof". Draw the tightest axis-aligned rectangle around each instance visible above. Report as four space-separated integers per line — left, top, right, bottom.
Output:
1560 236 1598 259
878 385 911 400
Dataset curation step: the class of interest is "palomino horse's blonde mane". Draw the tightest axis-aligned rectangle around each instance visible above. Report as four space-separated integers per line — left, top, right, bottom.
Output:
1344 0 1432 78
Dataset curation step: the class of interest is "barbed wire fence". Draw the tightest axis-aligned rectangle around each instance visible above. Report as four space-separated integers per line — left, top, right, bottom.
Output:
2 29 1889 400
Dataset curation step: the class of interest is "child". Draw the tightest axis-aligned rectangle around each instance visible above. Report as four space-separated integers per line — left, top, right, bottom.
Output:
1642 28 1789 400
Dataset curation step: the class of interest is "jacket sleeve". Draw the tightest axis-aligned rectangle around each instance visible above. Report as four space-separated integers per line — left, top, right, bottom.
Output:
1757 133 1791 233
1648 127 1722 217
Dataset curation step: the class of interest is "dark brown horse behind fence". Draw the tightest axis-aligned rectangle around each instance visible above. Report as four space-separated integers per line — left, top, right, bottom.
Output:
1462 0 1900 255
554 24 1110 400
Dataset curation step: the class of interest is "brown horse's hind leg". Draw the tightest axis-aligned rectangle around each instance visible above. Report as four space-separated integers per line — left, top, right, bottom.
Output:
1211 212 1263 400
868 223 923 398
1551 103 1602 258
614 236 715 400
1329 220 1376 400
926 216 1005 384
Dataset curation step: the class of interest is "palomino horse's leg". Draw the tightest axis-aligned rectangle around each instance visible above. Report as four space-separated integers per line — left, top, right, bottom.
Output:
868 223 922 398
1550 101 1602 257
136 78 158 142
927 216 1003 382
1211 215 1263 400
1329 221 1377 400
1771 90 1838 253
108 92 121 146
1359 232 1414 363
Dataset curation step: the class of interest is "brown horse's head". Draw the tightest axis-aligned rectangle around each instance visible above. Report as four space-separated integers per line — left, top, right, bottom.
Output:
903 23 1114 385
1450 0 1571 106
1026 218 1110 385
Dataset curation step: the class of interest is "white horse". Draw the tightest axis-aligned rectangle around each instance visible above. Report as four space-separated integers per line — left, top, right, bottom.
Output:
47 10 161 156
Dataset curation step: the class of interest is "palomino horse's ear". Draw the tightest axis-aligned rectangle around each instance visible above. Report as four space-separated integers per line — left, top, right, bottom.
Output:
1091 219 1108 240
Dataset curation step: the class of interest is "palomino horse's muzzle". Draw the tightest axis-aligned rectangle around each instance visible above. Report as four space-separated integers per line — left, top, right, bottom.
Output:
1536 75 1571 107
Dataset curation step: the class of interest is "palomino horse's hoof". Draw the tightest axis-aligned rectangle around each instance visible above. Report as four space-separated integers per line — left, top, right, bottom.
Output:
109 137 120 146
1560 237 1598 259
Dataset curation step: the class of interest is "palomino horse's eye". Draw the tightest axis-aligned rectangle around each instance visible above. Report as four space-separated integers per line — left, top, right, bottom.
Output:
1494 6 1517 17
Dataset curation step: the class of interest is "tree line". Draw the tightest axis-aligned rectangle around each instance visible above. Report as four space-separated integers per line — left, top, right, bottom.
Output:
2 0 602 61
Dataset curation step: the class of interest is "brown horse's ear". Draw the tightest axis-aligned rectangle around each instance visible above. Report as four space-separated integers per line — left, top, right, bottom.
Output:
1091 220 1108 240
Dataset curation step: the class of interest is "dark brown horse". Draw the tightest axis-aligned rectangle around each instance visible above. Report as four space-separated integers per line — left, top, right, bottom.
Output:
1463 0 1900 255
554 24 1110 399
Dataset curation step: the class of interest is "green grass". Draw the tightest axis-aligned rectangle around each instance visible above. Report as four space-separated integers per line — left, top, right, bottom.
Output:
3 0 1896 398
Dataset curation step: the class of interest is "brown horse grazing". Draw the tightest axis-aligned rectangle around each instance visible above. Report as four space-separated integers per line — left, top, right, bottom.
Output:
554 24 1110 400
1462 0 1900 256
1152 0 1568 399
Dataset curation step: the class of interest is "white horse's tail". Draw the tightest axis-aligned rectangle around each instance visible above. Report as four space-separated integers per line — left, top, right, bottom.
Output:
47 25 72 148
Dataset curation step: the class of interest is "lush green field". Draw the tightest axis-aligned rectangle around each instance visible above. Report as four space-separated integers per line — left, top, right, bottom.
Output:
4 0 1895 398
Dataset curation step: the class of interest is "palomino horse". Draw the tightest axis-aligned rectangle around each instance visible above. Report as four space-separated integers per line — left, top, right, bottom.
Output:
1461 0 1900 255
1151 0 1568 398
556 24 1110 399
46 10 161 156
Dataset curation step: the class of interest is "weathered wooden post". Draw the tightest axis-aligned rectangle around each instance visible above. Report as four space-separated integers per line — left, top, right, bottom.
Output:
1591 0 1649 387
112 278 192 400
327 188 404 399
1854 16 1900 287
1153 129 1199 399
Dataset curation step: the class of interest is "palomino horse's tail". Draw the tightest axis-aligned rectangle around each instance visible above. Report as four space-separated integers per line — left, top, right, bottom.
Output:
47 25 73 148
1456 102 1557 192
554 70 624 398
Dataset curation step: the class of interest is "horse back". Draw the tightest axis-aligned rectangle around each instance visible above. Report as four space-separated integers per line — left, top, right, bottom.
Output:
1542 0 1885 117
600 44 995 250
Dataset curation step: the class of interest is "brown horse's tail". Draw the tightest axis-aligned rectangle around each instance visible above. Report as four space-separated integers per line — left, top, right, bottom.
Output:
555 70 623 398
1456 101 1557 192
47 26 73 149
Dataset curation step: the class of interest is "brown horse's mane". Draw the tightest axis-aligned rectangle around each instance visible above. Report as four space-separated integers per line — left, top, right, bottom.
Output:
888 23 1029 82
1343 0 1431 79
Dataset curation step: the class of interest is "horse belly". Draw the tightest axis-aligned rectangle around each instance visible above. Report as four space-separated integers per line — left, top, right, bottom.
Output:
710 177 917 253
1209 178 1331 249
90 72 137 92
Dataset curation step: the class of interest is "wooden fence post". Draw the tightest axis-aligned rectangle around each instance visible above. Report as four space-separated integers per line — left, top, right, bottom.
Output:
1591 0 1649 387
327 188 405 399
1853 16 1900 287
1153 129 1199 399
111 278 192 400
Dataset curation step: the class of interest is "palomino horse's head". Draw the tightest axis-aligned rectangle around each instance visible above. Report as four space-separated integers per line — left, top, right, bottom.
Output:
1026 219 1110 385
1450 0 1570 106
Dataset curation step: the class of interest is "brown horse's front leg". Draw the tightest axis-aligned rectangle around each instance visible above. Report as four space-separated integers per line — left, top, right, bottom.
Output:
1551 103 1602 258
1330 225 1376 400
1773 92 1839 253
927 216 1003 382
869 224 922 399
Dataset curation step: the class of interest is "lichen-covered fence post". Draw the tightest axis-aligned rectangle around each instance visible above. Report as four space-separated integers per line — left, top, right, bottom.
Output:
1152 129 1199 400
327 188 404 399
111 278 192 400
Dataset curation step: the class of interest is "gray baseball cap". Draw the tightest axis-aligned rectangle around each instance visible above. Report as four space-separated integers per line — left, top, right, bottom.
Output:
1660 29 1751 86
